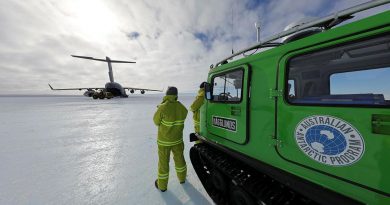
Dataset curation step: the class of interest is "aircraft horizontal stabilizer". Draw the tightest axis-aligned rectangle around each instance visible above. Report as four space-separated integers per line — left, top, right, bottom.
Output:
71 55 136 63
109 59 136 63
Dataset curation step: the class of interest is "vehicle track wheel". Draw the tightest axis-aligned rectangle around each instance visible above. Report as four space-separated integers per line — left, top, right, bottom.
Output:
211 169 227 194
93 95 98 99
230 186 255 205
99 96 104 99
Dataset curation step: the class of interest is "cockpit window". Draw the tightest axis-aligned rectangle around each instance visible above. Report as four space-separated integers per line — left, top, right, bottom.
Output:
287 34 390 107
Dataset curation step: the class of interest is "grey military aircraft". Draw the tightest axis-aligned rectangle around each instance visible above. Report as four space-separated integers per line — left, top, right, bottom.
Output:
49 55 162 99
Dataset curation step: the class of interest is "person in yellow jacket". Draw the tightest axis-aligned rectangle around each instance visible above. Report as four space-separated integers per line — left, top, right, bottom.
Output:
190 82 205 134
153 86 188 192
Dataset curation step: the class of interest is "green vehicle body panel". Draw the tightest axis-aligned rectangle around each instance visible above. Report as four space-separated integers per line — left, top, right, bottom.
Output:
200 11 390 204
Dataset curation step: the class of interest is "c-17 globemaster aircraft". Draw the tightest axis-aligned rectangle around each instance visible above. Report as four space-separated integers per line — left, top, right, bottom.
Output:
49 55 162 99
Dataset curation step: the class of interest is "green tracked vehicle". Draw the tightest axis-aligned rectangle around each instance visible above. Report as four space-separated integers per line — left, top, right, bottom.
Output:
189 1 390 205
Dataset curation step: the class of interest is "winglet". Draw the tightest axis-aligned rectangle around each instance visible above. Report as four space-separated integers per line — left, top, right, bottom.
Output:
48 83 54 90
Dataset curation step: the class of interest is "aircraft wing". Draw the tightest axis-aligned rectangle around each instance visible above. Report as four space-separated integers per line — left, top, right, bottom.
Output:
123 87 163 92
48 84 104 91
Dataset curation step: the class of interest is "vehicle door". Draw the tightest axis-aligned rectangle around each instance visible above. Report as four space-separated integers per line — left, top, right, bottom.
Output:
277 33 390 195
206 65 250 144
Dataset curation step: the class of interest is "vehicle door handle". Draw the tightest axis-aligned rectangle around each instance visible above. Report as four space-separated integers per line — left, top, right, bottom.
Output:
372 114 390 135
372 120 390 126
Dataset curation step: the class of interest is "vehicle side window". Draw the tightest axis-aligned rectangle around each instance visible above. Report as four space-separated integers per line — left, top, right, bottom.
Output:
288 79 296 98
287 34 390 106
330 68 390 101
212 69 243 103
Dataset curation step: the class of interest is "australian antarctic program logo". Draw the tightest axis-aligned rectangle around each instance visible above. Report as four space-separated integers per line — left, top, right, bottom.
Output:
295 115 364 166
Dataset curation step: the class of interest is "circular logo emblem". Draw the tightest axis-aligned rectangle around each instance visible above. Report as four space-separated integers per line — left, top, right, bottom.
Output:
295 115 364 166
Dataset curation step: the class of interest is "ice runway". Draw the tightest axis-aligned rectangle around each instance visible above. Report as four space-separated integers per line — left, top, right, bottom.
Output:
0 95 212 205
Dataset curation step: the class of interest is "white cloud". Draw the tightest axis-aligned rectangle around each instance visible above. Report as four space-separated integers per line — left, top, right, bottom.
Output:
0 0 388 94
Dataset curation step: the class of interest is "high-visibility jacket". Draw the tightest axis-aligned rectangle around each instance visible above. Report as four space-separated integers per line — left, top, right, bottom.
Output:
153 95 188 146
190 88 205 133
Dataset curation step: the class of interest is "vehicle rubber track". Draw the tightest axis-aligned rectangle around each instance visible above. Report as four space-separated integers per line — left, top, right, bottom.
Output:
190 143 317 205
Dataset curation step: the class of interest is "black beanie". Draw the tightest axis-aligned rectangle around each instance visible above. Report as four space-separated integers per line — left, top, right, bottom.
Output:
199 82 206 88
166 86 178 95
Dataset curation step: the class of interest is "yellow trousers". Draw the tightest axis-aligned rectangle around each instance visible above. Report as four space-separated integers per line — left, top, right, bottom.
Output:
157 142 187 190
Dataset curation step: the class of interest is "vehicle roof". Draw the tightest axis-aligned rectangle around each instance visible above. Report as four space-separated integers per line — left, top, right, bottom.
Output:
210 10 390 74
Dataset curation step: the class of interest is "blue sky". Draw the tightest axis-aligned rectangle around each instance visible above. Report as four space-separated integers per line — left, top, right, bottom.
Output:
331 68 390 100
0 0 389 94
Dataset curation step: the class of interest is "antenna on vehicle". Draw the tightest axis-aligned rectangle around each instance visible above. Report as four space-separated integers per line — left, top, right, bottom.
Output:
255 21 261 43
215 0 390 67
231 2 235 54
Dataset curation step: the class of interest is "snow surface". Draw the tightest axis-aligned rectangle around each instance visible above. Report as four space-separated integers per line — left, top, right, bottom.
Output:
0 95 213 205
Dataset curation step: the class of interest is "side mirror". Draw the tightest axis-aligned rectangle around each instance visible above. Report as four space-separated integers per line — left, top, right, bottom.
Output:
204 82 212 100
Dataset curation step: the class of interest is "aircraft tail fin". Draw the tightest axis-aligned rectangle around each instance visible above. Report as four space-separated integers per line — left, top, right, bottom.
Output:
71 55 136 83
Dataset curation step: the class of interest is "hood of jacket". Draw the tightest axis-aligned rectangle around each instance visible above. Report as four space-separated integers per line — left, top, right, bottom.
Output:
163 95 178 103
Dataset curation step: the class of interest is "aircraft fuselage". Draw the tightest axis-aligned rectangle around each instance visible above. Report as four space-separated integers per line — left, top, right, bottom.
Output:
105 82 128 97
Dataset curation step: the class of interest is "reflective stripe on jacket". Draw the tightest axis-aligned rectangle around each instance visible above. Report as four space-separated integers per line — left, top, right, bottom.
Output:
153 95 188 146
190 88 205 133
